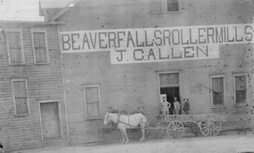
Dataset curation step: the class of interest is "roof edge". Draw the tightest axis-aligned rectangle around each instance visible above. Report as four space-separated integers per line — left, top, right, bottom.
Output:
0 20 65 25
48 0 80 22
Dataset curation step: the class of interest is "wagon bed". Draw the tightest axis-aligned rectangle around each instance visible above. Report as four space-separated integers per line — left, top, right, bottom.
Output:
102 111 252 140
153 114 222 138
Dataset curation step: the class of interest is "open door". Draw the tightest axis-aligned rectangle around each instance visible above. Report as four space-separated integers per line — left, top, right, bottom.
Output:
159 72 180 115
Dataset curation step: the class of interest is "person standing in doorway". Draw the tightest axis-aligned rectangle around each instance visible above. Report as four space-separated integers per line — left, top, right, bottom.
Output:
173 97 180 115
161 95 171 115
183 98 190 115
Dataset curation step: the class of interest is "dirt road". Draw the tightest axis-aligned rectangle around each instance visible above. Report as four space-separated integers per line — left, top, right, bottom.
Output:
11 132 254 153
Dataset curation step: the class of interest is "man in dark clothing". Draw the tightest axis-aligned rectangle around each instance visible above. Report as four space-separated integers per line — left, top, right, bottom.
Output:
183 99 190 115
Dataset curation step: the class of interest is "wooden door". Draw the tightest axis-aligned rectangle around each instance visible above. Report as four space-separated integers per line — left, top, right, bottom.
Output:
40 102 61 140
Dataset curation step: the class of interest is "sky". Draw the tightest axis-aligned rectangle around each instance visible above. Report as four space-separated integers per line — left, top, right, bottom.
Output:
40 0 73 8
0 0 72 21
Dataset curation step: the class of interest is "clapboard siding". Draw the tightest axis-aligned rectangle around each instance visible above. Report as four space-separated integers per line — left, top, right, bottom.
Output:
61 48 253 143
0 22 67 152
55 0 254 144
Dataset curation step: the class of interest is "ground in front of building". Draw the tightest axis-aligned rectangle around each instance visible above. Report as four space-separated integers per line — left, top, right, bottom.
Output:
10 130 254 153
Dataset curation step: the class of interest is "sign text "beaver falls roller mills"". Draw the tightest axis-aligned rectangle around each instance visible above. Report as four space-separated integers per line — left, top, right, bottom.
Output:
61 24 254 64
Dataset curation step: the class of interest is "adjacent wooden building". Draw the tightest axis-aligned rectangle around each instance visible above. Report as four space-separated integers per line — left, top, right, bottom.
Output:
0 21 68 152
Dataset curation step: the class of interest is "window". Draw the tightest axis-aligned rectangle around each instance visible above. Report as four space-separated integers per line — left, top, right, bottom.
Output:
32 29 49 64
234 75 247 104
11 79 29 115
84 86 101 119
211 76 225 107
167 0 179 12
159 72 180 115
6 30 25 65
160 73 179 86
149 0 179 13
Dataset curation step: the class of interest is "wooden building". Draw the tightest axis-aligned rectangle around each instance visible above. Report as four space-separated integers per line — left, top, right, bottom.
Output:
0 21 68 152
45 0 254 144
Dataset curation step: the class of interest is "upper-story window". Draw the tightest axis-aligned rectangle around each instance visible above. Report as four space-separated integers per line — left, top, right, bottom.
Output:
6 29 25 65
167 0 179 12
149 0 179 13
31 29 49 64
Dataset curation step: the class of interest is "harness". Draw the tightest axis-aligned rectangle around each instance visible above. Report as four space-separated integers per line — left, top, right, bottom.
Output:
116 111 133 127
107 111 147 129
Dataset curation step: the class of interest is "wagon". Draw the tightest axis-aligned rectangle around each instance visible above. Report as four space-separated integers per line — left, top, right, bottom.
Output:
104 112 222 138
153 114 222 138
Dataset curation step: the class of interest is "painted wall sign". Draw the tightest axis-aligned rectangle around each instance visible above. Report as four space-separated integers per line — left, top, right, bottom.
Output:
60 24 254 64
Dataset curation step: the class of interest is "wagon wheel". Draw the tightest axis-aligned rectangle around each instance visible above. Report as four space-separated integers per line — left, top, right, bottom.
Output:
167 120 185 139
199 114 222 137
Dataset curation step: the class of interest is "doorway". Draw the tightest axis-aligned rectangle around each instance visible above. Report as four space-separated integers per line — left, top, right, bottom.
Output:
39 101 61 140
159 72 180 114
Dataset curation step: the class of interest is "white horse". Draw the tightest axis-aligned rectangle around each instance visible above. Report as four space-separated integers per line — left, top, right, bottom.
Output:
103 112 148 143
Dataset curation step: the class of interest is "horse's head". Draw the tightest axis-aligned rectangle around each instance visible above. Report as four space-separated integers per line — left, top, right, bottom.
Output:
103 112 110 125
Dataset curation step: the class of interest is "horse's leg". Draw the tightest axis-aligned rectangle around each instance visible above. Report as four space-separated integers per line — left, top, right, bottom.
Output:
122 128 129 143
140 124 146 142
119 128 125 144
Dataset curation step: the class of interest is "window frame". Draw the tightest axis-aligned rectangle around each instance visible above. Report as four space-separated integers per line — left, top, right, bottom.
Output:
165 0 180 12
148 0 181 14
233 74 248 106
158 71 180 88
38 100 63 141
210 75 226 108
31 28 49 64
157 71 181 105
5 28 25 65
11 79 30 116
83 85 102 120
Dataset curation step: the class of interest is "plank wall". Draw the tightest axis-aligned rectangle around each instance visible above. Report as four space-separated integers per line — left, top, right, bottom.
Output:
56 0 254 143
0 22 68 152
